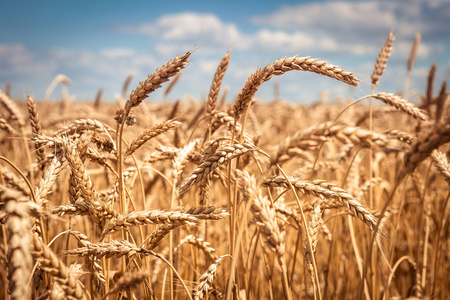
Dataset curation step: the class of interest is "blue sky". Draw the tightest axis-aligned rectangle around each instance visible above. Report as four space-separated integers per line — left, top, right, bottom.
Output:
1 0 449 103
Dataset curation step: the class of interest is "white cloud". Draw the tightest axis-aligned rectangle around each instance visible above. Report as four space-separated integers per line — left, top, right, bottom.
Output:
120 12 240 55
238 29 376 55
251 2 394 38
240 30 315 52
251 1 450 39
100 48 136 59
119 12 378 56
250 0 450 57
0 44 53 76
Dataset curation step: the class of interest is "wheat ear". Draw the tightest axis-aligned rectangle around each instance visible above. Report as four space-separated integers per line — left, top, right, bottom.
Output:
173 235 218 261
32 234 86 299
271 121 386 165
408 32 421 72
431 150 450 185
0 89 25 128
194 255 228 300
0 116 17 135
26 95 45 167
34 153 64 204
52 118 110 137
372 92 430 122
371 31 395 86
5 196 33 300
124 50 192 114
178 142 263 196
435 81 447 122
102 270 150 299
69 231 106 288
263 176 380 233
207 51 232 114
145 207 229 249
304 205 322 289
399 119 450 180
232 55 359 118
125 119 181 157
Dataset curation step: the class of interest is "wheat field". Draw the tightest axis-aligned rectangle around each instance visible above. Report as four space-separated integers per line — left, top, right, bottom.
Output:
0 32 449 299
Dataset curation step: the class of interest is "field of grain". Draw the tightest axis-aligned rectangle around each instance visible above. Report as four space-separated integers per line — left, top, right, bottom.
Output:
0 32 449 299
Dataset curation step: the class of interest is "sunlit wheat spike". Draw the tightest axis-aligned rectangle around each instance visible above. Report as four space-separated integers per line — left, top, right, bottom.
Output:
194 255 228 300
207 51 232 114
262 176 380 234
231 55 359 118
178 142 265 196
371 31 395 86
372 92 430 122
125 119 181 157
124 50 192 114
32 234 86 299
